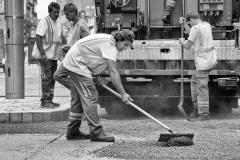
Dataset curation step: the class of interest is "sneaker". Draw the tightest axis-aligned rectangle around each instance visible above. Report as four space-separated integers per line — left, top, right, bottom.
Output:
50 101 60 107
66 131 90 140
192 115 210 121
40 102 55 108
90 131 115 142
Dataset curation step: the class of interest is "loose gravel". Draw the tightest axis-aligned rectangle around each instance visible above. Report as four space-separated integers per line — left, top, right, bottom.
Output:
0 108 240 159
93 111 240 160
162 136 194 147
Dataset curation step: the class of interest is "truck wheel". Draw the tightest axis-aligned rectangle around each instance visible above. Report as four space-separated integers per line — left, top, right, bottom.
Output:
210 106 232 115
209 98 236 115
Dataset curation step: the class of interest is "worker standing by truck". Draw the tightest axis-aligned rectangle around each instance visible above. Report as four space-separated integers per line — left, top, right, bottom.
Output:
179 12 217 121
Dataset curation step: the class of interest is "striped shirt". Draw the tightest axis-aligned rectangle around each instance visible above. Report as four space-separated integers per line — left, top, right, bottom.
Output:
63 34 118 78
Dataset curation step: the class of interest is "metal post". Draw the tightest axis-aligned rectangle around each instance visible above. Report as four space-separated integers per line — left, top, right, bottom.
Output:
239 18 240 50
5 0 25 99
180 0 185 98
146 0 150 39
39 64 42 98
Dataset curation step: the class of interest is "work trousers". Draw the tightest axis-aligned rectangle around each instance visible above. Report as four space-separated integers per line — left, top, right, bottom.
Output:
191 69 211 116
163 0 176 16
67 70 103 135
40 60 57 103
53 63 84 121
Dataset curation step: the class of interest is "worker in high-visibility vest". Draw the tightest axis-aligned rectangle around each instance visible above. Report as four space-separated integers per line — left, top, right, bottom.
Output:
32 2 67 108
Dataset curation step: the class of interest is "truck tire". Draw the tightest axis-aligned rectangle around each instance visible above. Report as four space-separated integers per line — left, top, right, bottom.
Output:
210 106 232 115
209 97 236 115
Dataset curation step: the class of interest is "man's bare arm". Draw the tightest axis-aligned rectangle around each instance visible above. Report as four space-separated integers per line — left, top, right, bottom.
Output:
179 39 193 50
61 33 67 45
35 34 45 53
106 59 126 96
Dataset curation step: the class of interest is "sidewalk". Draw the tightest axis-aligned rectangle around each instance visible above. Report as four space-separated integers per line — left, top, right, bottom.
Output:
0 97 71 123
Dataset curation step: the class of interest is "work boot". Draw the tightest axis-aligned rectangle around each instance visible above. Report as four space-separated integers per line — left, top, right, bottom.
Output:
50 101 60 107
66 120 90 140
40 102 55 108
90 131 115 142
66 131 90 140
192 114 210 121
190 103 198 118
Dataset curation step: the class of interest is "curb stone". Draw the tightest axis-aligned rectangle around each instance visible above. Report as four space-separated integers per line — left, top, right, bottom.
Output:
0 103 70 123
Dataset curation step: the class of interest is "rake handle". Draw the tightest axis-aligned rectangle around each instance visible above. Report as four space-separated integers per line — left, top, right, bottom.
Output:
101 84 173 133
177 0 192 121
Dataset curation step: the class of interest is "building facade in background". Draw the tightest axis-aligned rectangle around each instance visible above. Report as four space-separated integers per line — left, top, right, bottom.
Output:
25 0 38 43
0 0 5 30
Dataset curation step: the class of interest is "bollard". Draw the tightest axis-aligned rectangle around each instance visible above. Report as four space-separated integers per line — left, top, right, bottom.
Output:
5 0 25 99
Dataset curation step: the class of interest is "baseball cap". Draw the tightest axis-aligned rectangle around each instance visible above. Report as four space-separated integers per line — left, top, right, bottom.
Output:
120 29 135 49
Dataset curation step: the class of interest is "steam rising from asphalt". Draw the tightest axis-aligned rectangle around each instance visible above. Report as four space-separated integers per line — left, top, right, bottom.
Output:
98 99 240 120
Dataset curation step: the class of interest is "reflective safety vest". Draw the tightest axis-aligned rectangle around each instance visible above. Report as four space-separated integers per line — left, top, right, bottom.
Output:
32 16 62 59
43 16 54 51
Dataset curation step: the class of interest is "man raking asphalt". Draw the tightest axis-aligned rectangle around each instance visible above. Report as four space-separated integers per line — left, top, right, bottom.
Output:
100 83 194 146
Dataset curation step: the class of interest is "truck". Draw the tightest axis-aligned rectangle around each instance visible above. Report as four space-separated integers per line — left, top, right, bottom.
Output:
94 0 240 116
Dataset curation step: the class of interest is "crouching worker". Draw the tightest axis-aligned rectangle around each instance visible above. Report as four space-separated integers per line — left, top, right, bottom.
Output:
53 3 90 140
179 12 217 121
62 29 135 142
